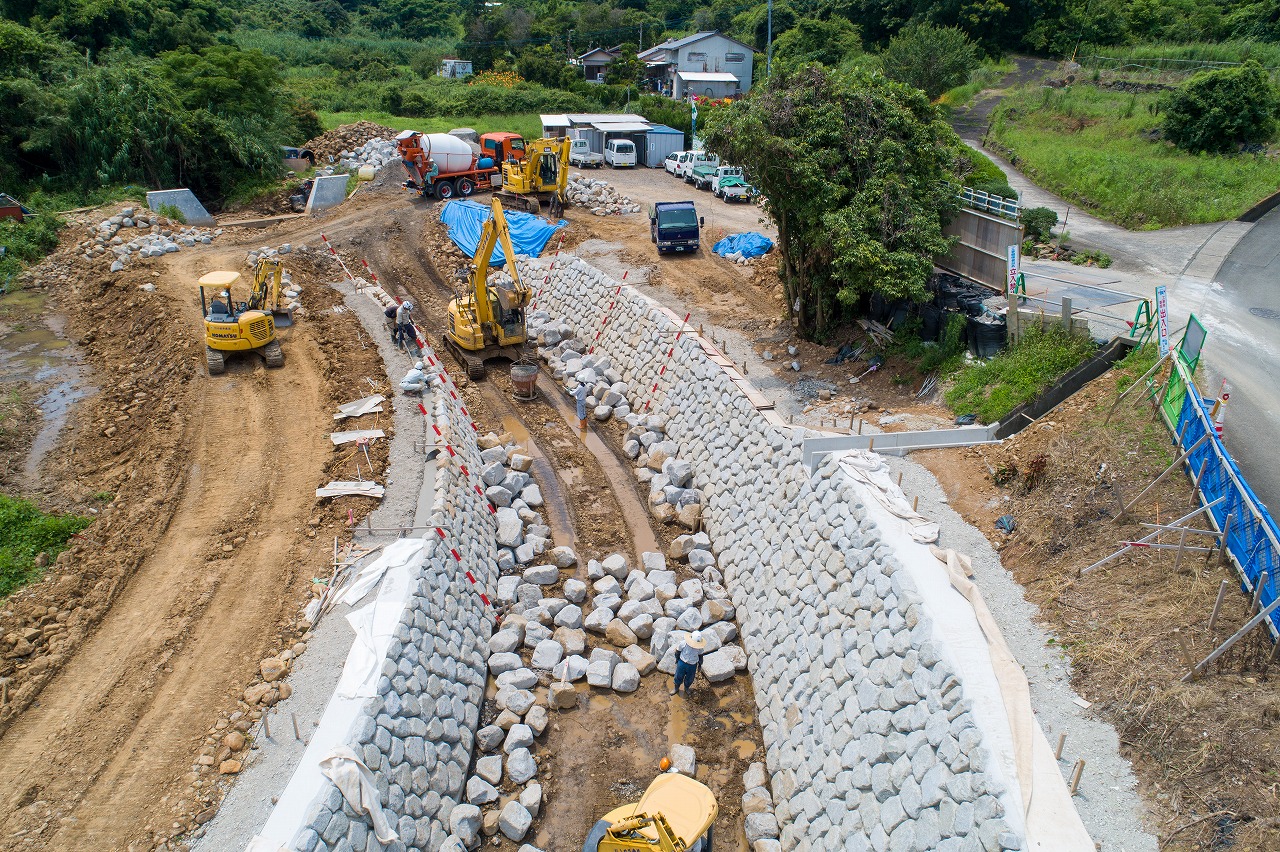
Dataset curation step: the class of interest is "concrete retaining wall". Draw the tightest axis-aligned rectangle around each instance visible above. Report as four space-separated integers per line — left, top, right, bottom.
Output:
524 255 1022 852
290 387 500 852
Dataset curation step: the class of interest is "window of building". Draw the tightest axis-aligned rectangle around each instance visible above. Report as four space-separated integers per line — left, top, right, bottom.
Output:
725 52 745 62
688 52 707 61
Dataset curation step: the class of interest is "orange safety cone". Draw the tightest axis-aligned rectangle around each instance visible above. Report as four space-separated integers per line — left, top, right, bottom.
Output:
1209 381 1229 441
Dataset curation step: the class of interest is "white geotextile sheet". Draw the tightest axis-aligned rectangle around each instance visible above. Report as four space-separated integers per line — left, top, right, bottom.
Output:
836 451 1094 850
244 539 424 851
839 452 940 543
337 538 423 699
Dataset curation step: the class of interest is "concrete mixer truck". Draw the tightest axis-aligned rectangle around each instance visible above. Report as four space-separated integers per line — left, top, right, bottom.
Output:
396 130 501 200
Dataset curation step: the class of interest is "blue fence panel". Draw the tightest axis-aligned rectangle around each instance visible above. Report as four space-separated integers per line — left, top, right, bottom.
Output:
1175 380 1280 637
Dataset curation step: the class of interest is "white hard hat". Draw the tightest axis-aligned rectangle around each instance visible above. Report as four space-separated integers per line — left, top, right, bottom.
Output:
414 361 424 370
402 301 413 311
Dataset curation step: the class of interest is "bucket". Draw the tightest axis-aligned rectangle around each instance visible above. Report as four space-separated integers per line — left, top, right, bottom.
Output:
511 364 538 401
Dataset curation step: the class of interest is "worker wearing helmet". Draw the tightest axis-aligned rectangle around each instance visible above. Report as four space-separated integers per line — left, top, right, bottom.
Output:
423 157 439 189
400 361 429 395
394 301 415 352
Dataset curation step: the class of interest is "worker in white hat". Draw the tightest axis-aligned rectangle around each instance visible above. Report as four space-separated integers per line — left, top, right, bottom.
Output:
671 630 707 696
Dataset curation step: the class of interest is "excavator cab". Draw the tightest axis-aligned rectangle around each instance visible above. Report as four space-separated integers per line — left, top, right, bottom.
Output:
443 198 531 380
198 270 285 375
583 773 718 852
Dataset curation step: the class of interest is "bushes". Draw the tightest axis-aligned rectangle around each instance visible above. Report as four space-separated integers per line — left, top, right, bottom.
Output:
1163 60 1278 153
945 324 1097 422
0 213 63 282
398 79 596 118
0 495 91 598
1022 206 1058 241
881 24 977 100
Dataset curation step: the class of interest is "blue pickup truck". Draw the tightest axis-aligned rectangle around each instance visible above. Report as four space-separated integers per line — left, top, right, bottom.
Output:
649 201 704 254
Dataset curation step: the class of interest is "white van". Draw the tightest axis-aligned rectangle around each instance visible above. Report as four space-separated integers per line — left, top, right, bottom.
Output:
604 139 637 168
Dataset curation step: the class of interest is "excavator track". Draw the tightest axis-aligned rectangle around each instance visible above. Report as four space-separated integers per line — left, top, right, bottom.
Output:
262 340 285 368
205 346 226 376
443 333 487 381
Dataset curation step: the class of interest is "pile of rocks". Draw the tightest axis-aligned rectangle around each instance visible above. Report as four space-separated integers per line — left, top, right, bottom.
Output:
622 415 705 529
565 175 641 216
339 137 400 172
742 761 783 851
528 320 634 423
475 433 552 574
78 207 220 272
305 121 397 162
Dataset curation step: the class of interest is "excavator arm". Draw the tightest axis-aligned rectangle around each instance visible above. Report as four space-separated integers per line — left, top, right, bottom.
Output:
470 197 529 328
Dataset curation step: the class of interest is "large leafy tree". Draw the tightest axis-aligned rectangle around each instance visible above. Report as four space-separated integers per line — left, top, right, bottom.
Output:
770 18 862 70
880 23 976 99
1163 60 1279 153
706 65 959 339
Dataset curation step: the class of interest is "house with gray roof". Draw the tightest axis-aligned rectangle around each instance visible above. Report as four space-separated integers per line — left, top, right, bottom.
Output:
637 31 755 99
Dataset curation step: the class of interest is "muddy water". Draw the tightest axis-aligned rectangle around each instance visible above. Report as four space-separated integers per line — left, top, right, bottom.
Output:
496 410 576 550
533 372 662 559
0 290 96 485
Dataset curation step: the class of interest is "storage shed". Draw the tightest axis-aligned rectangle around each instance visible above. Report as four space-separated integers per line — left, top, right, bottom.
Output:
0 194 30 223
643 125 685 168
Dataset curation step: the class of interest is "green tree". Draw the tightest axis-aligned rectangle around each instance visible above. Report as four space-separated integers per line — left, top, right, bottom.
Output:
880 23 976 99
605 44 644 86
770 18 862 70
159 45 283 114
706 64 959 339
1163 60 1278 153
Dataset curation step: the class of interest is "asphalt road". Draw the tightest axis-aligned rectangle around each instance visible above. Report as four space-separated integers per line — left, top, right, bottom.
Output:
1175 207 1280 515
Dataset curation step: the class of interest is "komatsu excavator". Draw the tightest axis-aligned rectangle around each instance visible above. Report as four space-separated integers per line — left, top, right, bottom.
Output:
198 258 293 375
443 197 530 380
582 773 719 852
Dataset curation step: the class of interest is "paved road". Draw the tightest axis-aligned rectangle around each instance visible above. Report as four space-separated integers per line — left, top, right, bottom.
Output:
1172 208 1280 514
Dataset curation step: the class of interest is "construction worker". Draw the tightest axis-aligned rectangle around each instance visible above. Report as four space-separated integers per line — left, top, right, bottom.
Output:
400 361 428 395
671 630 707 696
394 301 416 352
572 380 589 430
423 157 439 189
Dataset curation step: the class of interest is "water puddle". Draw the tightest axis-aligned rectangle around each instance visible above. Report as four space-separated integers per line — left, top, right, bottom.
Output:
731 738 757 759
0 290 98 484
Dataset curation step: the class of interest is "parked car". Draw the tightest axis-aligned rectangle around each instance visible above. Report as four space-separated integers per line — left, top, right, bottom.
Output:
694 164 742 191
649 201 703 254
604 139 637 168
664 151 688 175
677 151 719 182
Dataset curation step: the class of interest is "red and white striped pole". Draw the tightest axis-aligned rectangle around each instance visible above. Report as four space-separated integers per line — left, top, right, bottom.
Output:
588 283 624 354
644 312 691 413
320 234 359 284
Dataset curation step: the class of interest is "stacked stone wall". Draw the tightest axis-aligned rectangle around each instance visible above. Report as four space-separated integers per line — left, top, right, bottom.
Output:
291 384 500 852
523 255 1022 852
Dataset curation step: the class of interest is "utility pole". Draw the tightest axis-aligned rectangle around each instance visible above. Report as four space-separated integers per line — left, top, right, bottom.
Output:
639 24 643 52
766 0 773 76
567 30 573 62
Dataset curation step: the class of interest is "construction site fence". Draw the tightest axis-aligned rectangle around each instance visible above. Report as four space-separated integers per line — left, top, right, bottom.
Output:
1161 356 1280 638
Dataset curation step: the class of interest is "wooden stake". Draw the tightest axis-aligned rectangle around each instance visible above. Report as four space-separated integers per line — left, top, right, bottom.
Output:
1183 596 1280 682
1105 352 1170 424
1120 434 1210 517
0 678 8 706
912 495 919 512
857 419 863 435
1055 733 1066 760
868 437 875 452
897 471 904 487
1250 571 1269 615
1069 759 1085 795
1208 579 1230 635
262 711 272 740
292 713 303 742
1176 631 1194 667
1172 525 1191 574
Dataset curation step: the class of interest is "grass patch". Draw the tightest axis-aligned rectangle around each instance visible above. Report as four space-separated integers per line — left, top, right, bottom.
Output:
893 313 970 375
937 57 1016 112
989 84 1280 228
319 111 543 141
0 213 63 287
945 324 1098 423
0 495 92 598
1080 40 1280 76
956 145 1008 188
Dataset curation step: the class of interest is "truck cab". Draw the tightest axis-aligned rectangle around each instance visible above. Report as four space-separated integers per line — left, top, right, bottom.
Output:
649 201 703 254
569 138 603 168
481 132 526 164
604 139 637 168
679 151 718 182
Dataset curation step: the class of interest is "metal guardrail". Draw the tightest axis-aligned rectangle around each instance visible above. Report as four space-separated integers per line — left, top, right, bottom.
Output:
802 425 1000 469
958 187 1020 221
1162 356 1280 639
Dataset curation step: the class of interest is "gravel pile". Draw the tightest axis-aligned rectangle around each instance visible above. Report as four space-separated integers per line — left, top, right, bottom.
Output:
77 207 220 272
528 317 634 424
338 137 400 172
305 121 397 162
565 176 641 216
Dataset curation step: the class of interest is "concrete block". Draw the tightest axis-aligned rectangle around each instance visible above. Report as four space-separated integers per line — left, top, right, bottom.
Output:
146 189 214 226
305 173 351 215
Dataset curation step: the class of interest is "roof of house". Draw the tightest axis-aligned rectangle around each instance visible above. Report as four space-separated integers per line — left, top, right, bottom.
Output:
591 121 652 133
677 71 740 83
637 30 755 61
540 114 571 128
646 124 684 135
563 113 649 125
578 47 619 61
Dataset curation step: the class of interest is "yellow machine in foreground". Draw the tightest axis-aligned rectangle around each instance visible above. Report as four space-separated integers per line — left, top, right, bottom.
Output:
444 198 531 380
583 774 719 852
497 136 570 217
198 259 293 374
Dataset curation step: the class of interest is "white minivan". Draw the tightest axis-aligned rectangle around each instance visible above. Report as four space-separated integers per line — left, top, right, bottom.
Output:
604 139 637 168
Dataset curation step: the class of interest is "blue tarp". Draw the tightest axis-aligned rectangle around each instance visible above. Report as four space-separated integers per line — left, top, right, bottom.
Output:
713 232 774 259
438 199 567 267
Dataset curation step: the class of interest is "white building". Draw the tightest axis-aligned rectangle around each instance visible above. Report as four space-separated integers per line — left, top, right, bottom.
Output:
637 31 755 99
438 58 473 79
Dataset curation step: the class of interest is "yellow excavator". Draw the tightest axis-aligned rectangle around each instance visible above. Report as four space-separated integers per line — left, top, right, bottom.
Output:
443 197 531 380
496 136 571 217
583 774 719 852
198 259 293 375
